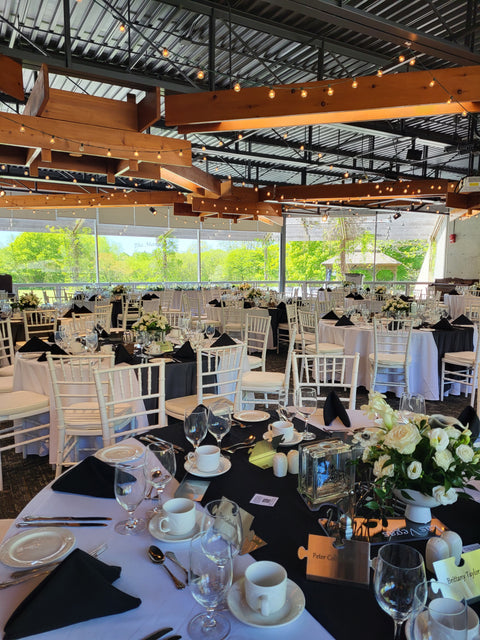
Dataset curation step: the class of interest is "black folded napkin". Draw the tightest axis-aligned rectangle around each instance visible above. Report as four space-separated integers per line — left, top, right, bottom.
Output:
318 287 325 291
277 301 286 310
62 307 74 318
335 315 354 327
243 301 252 308
431 318 454 331
38 344 68 361
211 333 236 347
150 293 159 299
327 288 332 292
345 293 355 299
18 337 51 352
399 295 412 302
4 549 141 640
322 310 339 320
175 340 196 360
72 304 84 313
95 326 111 339
458 405 480 442
142 294 152 300
78 305 92 314
452 314 473 325
88 295 97 302
214 301 225 307
414 322 431 329
448 289 459 295
115 344 135 365
209 298 219 305
353 294 364 300
323 391 351 427
52 456 119 498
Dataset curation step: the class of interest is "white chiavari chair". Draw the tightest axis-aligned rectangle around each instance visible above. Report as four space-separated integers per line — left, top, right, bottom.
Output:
369 318 413 394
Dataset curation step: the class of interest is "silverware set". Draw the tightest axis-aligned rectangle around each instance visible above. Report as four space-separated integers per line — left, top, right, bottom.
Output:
140 626 181 640
140 435 185 454
16 515 111 528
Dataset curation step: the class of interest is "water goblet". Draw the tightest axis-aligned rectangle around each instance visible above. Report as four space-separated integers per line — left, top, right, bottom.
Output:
85 331 98 354
207 399 232 447
188 532 232 640
399 393 426 422
374 543 426 639
114 457 147 535
205 324 215 341
54 329 67 350
296 387 318 441
184 406 208 451
200 498 243 565
144 442 176 516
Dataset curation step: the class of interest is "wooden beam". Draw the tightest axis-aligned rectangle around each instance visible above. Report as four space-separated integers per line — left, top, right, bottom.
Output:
446 191 480 211
137 88 161 132
0 178 99 194
40 148 52 163
23 64 49 117
0 112 191 166
0 55 24 101
2 190 185 210
161 164 224 197
191 196 281 217
25 147 41 167
165 66 480 133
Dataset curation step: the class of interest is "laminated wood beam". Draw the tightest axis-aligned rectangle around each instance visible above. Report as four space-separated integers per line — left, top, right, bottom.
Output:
0 55 24 101
166 66 480 134
190 196 281 217
161 164 226 197
2 190 185 209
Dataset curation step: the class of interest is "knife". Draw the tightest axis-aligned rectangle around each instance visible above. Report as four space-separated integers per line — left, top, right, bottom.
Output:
16 522 108 528
23 516 112 521
139 627 174 640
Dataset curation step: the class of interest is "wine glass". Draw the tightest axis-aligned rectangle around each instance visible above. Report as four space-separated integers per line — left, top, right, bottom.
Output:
144 442 176 516
114 458 147 535
399 393 426 422
277 390 297 424
408 580 468 640
54 329 66 350
296 387 318 441
201 498 243 565
374 543 426 639
188 532 233 640
205 324 215 341
85 331 98 353
184 406 208 450
207 400 232 447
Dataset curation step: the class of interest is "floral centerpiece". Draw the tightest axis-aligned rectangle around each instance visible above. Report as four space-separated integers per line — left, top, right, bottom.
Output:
236 283 252 292
375 285 386 295
112 284 127 296
132 311 171 335
245 287 263 300
19 291 40 310
357 392 480 522
382 296 410 317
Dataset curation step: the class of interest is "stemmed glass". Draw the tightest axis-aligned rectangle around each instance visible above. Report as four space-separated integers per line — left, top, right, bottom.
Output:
200 498 243 565
205 324 216 341
144 442 176 516
188 532 233 640
184 406 208 451
296 387 318 441
374 543 426 639
207 400 232 448
54 329 67 350
85 331 98 353
399 393 426 422
114 457 147 535
277 390 297 424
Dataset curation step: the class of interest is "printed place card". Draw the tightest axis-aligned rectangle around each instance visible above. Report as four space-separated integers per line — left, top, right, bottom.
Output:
434 548 480 602
250 494 279 507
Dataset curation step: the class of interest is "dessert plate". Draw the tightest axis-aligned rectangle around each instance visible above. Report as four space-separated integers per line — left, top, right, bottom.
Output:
95 442 144 463
184 456 231 477
0 528 75 568
263 429 303 446
233 410 269 423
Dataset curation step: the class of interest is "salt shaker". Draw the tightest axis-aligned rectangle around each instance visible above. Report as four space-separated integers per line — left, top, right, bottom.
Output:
287 450 299 474
273 452 288 477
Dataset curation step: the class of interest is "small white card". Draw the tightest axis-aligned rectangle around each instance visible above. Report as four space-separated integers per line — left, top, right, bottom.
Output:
250 493 279 507
434 548 480 602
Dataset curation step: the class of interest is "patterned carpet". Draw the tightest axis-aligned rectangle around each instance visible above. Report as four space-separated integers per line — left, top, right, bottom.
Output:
0 349 474 518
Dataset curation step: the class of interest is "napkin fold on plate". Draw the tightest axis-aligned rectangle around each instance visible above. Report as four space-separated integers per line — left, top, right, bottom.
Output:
211 333 236 347
277 301 286 310
4 549 141 640
52 456 121 498
335 315 354 327
174 340 196 360
345 293 355 299
323 390 351 427
457 405 480 442
37 344 68 361
452 314 473 325
322 310 339 320
18 337 51 352
431 318 454 331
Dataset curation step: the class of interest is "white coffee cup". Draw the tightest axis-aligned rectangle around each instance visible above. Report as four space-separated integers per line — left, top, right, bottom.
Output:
187 445 220 472
158 498 196 535
428 598 478 640
244 561 287 617
267 420 294 443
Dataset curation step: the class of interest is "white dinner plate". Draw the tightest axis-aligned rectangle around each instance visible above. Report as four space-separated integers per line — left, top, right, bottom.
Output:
184 456 231 478
148 510 202 544
228 577 305 628
95 442 144 463
262 429 303 446
0 527 76 568
18 352 44 359
233 410 270 423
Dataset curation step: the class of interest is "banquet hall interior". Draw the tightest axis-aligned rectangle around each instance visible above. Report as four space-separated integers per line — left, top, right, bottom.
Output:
0 1 480 639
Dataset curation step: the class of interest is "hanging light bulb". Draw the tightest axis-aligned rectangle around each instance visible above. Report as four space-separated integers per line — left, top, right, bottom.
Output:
196 69 205 80
327 85 334 96
300 88 308 98
351 78 358 89
268 87 276 99
134 150 139 157
238 133 243 140
299 144 304 151
162 48 169 57
409 57 416 66
344 172 349 178
429 79 435 87
462 110 468 117
157 151 161 159
399 54 405 62
233 82 241 92
283 132 288 139
377 69 383 77
50 135 55 143
218 140 223 146
322 213 328 222
317 152 322 158
19 124 25 132
107 149 112 156
119 23 126 32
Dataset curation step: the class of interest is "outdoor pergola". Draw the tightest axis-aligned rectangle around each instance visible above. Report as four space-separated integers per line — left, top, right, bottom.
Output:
321 251 402 280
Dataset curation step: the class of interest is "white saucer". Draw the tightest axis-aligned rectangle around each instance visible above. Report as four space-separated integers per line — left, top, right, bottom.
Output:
184 456 231 477
95 442 144 463
228 577 305 628
0 528 76 568
262 429 303 446
148 510 202 543
233 410 270 423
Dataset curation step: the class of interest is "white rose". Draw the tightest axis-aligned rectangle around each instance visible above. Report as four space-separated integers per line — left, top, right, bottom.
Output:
456 444 474 463
373 454 394 478
383 422 421 454
432 485 458 505
429 428 449 451
352 427 382 447
434 449 454 471
444 425 461 440
407 460 422 480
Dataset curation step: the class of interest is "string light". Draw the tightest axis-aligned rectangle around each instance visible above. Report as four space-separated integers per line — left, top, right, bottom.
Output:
233 82 241 92
162 48 169 57
299 144 304 151
429 79 435 87
196 69 205 80
268 88 276 99
317 152 322 158
107 149 112 156
238 133 243 140
322 213 328 222
351 78 358 88
179 150 183 156
79 142 85 152
344 172 349 178
327 85 334 96
283 132 288 139
157 151 162 159
50 135 55 143
134 150 139 157
377 69 383 77
19 124 25 132
398 54 405 63
462 110 468 117
119 23 126 32
300 88 308 98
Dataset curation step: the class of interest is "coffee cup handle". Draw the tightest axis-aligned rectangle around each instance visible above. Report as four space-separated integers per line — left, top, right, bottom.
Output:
267 425 273 434
187 451 196 464
258 595 270 617
159 516 171 533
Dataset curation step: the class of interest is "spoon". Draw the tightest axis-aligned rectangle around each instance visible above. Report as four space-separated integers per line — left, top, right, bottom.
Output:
148 546 186 589
221 434 255 451
165 551 188 581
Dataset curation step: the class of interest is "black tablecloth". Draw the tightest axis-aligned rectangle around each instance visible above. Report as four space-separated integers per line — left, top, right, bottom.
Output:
432 326 474 375
144 419 480 640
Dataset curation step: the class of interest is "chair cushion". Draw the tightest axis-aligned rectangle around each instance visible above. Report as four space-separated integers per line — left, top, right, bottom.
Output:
0 391 49 419
443 351 475 366
0 376 14 393
64 401 130 427
247 355 262 370
165 395 232 420
241 371 285 391
0 364 14 377
368 353 407 366
305 343 344 355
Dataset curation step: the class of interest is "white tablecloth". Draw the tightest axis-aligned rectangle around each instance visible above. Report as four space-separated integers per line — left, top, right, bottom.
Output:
0 441 332 640
318 321 439 400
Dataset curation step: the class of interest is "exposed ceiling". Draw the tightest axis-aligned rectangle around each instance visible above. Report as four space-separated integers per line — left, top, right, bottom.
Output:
0 0 479 227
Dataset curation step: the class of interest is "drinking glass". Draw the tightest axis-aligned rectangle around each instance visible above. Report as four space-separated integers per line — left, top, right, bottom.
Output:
205 324 216 341
114 457 147 535
296 387 318 441
207 400 231 447
408 580 468 640
54 329 66 350
277 390 297 424
188 532 233 640
85 331 98 353
374 543 426 639
144 442 176 515
184 406 208 450
399 393 426 421
201 498 243 565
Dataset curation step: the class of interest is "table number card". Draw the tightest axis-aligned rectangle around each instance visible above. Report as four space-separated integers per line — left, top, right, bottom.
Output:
434 549 480 603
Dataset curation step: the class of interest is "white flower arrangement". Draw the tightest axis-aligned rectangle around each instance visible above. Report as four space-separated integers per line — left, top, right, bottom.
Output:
132 311 171 334
246 287 263 299
19 291 40 309
112 284 127 295
375 285 387 295
358 392 480 510
381 296 410 316
236 283 252 292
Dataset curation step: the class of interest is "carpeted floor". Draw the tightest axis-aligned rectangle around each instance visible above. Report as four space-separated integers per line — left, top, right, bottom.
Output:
0 349 474 519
